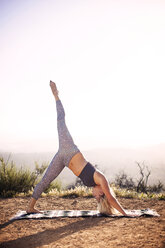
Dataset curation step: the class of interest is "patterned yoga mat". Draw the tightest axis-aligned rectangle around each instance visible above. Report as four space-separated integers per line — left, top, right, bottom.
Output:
11 209 159 220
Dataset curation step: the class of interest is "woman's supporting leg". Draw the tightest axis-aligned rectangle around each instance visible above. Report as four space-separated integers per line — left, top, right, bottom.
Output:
32 153 64 200
27 153 65 213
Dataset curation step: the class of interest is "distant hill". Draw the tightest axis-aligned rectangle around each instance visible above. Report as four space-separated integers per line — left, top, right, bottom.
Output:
1 144 165 186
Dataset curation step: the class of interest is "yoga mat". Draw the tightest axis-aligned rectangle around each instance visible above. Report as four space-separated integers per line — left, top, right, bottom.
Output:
11 209 159 220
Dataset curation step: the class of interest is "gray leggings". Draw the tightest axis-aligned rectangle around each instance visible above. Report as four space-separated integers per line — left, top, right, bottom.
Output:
32 100 80 200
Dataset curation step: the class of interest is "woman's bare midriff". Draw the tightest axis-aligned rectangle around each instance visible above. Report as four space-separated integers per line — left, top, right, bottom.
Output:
68 152 88 176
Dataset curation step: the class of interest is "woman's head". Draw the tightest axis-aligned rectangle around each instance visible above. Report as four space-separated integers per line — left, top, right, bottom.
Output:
97 195 116 215
97 187 120 215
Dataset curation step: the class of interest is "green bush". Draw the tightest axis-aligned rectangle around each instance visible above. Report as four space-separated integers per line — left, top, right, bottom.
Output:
114 171 135 189
59 186 93 198
0 157 62 197
158 194 165 200
148 181 164 193
0 157 36 197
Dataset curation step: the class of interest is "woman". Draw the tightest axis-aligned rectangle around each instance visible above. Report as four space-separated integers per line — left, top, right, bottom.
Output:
27 81 127 216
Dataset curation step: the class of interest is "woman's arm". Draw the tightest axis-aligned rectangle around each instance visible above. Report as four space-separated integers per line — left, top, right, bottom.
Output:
94 171 127 216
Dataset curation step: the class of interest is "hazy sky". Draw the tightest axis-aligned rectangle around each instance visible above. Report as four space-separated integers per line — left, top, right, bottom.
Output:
1 0 165 153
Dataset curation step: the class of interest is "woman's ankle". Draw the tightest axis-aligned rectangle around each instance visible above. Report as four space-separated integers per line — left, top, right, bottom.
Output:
55 95 60 101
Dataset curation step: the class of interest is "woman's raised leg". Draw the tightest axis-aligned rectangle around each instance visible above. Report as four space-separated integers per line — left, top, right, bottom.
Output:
50 81 78 152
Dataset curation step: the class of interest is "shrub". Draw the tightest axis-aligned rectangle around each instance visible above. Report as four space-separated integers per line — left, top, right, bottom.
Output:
114 171 135 189
59 186 93 198
0 157 36 197
0 157 62 197
34 161 48 178
148 181 164 193
158 194 165 200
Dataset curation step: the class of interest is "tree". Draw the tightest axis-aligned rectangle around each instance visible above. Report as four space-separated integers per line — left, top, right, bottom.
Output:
136 162 151 193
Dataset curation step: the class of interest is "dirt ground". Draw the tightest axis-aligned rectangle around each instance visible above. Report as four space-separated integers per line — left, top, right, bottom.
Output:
0 196 164 248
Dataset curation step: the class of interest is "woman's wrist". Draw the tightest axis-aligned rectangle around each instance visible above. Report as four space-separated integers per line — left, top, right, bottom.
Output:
122 210 127 216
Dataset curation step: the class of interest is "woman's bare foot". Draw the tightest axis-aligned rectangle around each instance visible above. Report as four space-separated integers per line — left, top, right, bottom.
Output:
26 207 42 214
50 80 59 100
26 198 42 214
